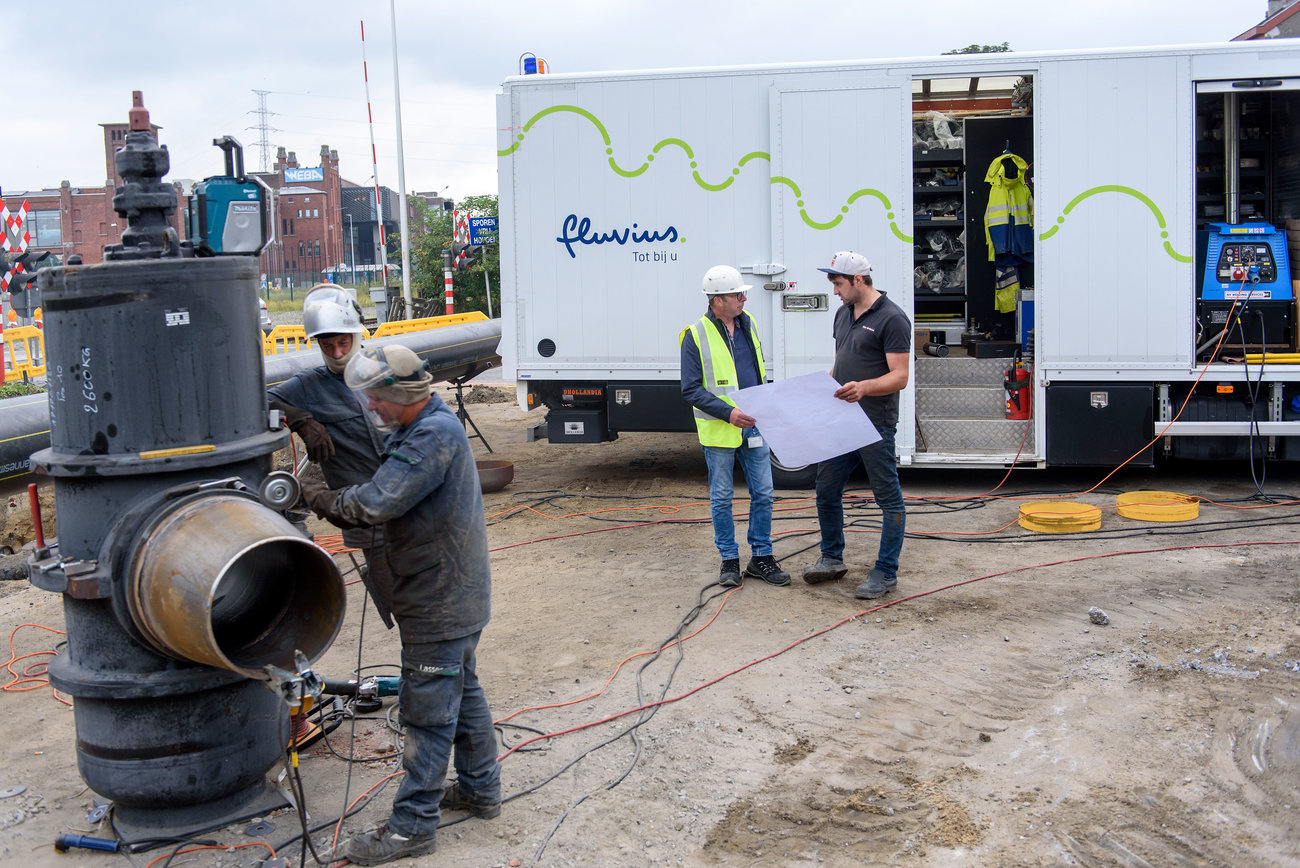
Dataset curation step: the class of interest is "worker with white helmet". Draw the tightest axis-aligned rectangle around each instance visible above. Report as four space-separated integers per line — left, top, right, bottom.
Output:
267 284 394 627
299 344 500 866
679 265 790 589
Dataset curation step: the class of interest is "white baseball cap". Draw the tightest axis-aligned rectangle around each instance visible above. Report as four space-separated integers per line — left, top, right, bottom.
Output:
817 251 872 276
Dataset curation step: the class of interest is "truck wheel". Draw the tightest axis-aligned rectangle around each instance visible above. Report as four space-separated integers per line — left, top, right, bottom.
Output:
771 456 816 490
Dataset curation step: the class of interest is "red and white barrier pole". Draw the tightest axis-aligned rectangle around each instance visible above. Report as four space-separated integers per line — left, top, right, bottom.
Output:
444 262 455 315
360 21 391 298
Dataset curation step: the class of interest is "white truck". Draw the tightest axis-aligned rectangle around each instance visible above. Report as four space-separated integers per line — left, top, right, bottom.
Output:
496 41 1300 484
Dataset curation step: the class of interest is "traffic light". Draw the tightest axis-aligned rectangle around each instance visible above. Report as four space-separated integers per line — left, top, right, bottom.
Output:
451 242 481 271
3 250 49 317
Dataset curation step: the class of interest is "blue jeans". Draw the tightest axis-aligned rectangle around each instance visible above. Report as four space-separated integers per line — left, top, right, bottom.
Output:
702 427 775 560
389 631 501 838
814 422 905 578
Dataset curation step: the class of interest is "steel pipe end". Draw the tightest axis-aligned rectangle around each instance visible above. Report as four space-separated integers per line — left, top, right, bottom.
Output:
128 494 345 679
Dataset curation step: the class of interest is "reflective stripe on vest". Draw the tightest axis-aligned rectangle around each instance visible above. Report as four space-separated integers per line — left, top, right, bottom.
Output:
679 311 766 448
984 153 1033 262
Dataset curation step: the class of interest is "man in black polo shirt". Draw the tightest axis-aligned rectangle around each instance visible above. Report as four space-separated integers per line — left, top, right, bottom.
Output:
801 251 911 599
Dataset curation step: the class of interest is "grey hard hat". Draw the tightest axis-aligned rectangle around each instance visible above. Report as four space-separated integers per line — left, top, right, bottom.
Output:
344 345 433 405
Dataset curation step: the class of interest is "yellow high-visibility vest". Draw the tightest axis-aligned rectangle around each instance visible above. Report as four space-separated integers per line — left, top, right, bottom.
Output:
678 311 766 447
984 153 1033 262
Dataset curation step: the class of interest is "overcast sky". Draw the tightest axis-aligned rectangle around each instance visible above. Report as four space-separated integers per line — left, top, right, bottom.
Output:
4 1 1272 202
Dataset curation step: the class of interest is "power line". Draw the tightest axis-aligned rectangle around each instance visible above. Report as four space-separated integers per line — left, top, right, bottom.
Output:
247 89 281 173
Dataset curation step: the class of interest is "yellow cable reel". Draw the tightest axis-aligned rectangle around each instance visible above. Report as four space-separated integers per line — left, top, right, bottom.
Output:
1115 490 1198 522
1018 501 1102 533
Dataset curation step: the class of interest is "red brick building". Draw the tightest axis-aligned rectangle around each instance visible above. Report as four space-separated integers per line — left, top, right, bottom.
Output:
1234 0 1300 39
6 120 186 267
6 116 397 291
254 145 346 288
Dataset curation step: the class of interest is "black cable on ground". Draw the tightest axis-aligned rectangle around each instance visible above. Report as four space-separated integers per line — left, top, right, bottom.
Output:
1241 307 1269 496
282 737 330 868
266 781 391 863
527 581 730 863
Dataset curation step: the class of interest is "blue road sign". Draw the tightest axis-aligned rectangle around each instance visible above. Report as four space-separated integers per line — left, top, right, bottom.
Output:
469 216 498 245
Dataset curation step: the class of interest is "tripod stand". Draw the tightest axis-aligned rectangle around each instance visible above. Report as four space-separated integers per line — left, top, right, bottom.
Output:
448 372 493 453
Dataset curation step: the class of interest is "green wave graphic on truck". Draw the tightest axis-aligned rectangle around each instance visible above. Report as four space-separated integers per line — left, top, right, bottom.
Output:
501 105 1190 263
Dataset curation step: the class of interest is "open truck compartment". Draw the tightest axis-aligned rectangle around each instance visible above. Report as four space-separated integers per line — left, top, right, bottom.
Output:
498 42 1300 473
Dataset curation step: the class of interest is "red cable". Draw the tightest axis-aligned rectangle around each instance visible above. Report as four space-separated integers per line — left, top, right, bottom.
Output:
497 538 1300 761
4 623 70 706
488 516 700 552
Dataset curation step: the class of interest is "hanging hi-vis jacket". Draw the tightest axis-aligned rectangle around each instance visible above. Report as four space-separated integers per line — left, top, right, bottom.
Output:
678 310 766 447
983 153 1033 265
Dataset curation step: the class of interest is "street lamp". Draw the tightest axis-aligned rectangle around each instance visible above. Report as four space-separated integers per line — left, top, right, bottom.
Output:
346 214 356 286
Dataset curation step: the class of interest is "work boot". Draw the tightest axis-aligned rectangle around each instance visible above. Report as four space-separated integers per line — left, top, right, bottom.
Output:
440 781 502 819
719 559 741 588
854 568 897 600
744 555 791 587
341 824 436 866
802 555 848 585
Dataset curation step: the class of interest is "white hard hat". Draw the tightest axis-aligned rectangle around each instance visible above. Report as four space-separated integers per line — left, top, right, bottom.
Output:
302 284 364 338
700 264 751 296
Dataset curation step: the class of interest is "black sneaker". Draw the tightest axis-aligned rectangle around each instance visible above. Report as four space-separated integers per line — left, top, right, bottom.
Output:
802 556 848 585
854 568 897 600
744 555 791 586
440 781 501 819
719 559 741 588
341 824 436 866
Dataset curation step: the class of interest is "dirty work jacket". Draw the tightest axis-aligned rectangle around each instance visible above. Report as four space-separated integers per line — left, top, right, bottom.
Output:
679 309 765 448
325 394 491 645
268 365 385 551
983 153 1033 265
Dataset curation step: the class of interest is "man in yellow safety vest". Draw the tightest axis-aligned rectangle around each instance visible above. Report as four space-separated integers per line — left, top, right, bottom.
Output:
679 265 790 589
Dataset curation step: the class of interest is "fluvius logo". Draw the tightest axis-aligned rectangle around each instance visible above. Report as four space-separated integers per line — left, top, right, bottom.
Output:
556 214 679 259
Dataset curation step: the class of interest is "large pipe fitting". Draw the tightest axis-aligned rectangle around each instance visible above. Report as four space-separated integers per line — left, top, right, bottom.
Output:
126 491 344 679
27 95 347 839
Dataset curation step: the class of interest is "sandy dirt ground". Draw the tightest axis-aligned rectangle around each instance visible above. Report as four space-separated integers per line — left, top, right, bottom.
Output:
1 382 1298 867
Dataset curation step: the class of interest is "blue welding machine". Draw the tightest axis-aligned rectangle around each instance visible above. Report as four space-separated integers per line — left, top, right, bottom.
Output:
1200 222 1292 301
1196 222 1295 356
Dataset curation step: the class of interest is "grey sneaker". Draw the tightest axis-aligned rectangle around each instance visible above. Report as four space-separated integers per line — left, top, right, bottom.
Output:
802 556 848 585
855 568 897 600
744 555 791 586
440 781 502 819
342 824 436 865
719 558 742 588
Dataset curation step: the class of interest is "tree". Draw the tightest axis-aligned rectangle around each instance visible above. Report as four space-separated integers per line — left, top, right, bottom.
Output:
407 193 500 316
943 42 1011 55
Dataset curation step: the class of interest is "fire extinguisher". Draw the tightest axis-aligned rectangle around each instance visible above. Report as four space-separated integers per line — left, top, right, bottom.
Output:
1004 353 1031 420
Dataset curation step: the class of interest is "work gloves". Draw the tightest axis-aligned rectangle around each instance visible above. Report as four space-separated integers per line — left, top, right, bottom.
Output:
271 400 336 462
297 463 356 528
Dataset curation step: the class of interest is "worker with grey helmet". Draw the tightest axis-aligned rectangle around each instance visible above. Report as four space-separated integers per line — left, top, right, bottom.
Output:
299 344 500 867
679 264 790 589
268 284 394 627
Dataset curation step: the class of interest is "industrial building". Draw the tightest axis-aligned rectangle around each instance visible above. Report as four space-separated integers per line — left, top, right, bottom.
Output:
4 121 420 290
